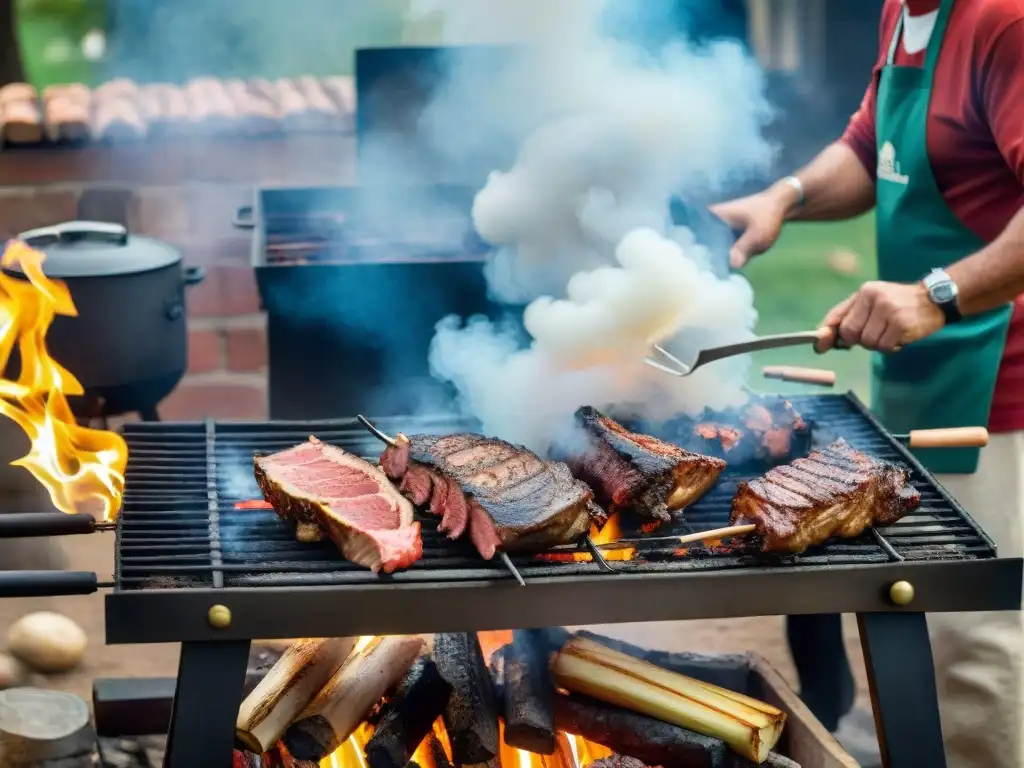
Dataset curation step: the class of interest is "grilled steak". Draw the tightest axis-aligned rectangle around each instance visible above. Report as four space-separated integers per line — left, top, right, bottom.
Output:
686 397 812 467
567 407 726 522
730 438 920 553
255 437 422 572
380 434 598 559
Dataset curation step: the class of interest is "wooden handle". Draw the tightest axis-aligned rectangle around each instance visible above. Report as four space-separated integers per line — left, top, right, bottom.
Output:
762 365 836 387
676 524 756 546
906 427 989 449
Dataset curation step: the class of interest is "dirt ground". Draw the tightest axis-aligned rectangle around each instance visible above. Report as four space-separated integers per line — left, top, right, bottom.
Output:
0 532 872 712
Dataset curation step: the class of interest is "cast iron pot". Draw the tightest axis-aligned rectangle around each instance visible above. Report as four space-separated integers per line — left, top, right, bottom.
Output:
5 220 205 420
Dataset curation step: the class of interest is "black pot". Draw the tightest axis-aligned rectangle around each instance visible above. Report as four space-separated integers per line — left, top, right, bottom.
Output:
5 220 205 420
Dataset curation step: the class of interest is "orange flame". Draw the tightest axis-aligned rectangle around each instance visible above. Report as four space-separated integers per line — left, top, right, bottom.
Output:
0 240 127 520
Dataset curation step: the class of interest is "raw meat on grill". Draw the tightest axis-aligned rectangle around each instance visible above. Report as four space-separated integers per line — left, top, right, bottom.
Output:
730 438 920 553
566 407 726 523
255 437 422 572
684 397 812 467
380 434 599 560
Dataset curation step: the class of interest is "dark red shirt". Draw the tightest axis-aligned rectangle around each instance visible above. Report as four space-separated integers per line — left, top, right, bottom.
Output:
841 0 1024 432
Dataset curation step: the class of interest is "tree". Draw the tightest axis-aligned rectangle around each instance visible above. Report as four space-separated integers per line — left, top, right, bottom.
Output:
1 0 26 87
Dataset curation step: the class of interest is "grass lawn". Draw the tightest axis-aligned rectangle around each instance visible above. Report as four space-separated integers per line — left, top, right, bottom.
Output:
744 214 877 401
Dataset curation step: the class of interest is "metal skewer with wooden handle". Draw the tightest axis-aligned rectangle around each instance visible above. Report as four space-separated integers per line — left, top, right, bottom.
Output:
668 426 991 547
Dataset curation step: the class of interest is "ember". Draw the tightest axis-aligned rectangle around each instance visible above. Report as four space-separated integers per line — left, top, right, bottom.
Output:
0 240 127 520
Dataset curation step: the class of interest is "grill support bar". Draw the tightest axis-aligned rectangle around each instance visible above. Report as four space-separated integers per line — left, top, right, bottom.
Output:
859 612 947 768
164 639 250 768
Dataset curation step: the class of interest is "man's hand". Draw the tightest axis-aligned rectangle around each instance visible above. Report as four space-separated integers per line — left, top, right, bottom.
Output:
710 188 795 269
815 281 946 353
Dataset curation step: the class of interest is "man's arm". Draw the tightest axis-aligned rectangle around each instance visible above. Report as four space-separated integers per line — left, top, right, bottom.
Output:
712 81 878 265
780 141 876 222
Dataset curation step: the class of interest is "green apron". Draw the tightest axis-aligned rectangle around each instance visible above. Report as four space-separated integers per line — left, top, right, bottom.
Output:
871 0 1013 474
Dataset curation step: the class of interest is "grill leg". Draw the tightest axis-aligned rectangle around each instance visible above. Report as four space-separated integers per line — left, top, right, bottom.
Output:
163 640 251 768
858 612 946 768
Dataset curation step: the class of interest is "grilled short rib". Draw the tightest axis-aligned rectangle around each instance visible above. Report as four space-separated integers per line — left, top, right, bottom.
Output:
687 397 811 467
380 434 599 559
255 437 422 573
730 438 920 553
567 407 726 522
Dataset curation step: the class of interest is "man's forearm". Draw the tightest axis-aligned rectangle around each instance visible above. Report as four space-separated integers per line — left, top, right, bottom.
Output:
948 206 1024 316
768 142 876 222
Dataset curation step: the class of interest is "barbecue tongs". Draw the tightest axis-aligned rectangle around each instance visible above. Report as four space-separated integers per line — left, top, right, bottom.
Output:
645 328 847 377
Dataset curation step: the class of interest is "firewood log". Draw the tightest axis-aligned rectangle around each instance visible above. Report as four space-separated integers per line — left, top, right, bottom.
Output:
555 695 797 768
364 656 452 768
42 86 91 143
433 633 500 765
501 630 556 754
283 635 424 762
551 636 785 763
0 84 43 144
321 75 355 131
91 96 146 142
224 79 280 136
236 637 356 754
274 78 326 132
293 76 337 130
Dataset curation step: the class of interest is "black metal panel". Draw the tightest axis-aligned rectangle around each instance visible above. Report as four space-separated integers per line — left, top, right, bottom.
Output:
164 640 250 768
106 393 1024 644
858 612 947 768
105 558 1022 645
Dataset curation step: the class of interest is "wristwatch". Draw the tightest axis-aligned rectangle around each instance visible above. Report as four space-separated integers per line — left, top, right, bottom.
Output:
921 268 962 324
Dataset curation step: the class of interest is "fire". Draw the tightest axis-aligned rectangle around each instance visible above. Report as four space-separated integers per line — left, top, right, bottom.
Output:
0 241 127 520
316 633 617 768
235 499 274 510
534 512 636 565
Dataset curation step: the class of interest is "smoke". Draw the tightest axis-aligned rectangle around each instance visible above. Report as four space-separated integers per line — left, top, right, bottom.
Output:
413 0 775 451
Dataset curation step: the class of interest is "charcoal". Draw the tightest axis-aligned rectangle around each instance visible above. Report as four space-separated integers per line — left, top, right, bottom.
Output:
365 657 452 768
502 630 556 754
432 633 499 764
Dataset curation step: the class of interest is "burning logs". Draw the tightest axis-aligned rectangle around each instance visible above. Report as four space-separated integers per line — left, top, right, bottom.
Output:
501 630 556 754
284 635 424 762
236 637 356 754
551 637 786 763
365 656 453 768
433 633 502 765
555 697 799 768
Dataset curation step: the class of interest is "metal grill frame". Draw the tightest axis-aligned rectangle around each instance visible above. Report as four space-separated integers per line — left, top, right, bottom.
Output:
105 393 1022 645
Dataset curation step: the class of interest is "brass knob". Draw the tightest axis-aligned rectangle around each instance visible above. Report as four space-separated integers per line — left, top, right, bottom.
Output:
207 604 232 629
889 580 915 606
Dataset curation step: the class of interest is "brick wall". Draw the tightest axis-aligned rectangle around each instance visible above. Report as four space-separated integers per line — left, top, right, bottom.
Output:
0 136 357 421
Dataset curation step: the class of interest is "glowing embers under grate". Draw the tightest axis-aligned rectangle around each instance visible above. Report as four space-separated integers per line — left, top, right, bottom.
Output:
114 394 994 590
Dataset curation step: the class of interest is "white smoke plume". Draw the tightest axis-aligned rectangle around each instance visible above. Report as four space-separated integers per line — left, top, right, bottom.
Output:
413 0 775 451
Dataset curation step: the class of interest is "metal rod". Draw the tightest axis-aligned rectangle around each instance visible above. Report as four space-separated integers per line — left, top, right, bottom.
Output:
500 552 526 586
356 414 397 446
583 535 616 572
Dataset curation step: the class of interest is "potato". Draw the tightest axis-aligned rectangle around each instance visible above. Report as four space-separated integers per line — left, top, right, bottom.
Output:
7 612 87 674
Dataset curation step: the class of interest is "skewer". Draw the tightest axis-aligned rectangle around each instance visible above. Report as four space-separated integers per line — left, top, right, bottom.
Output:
355 414 527 586
567 524 758 551
582 535 616 572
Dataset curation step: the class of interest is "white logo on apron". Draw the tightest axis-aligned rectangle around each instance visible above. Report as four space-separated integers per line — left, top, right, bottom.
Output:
878 141 909 185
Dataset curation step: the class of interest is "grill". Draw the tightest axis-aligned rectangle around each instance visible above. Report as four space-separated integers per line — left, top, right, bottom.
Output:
88 392 1020 768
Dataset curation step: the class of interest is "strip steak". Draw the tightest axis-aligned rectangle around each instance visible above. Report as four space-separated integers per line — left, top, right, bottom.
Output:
255 437 422 572
380 434 598 559
568 407 726 522
730 438 920 553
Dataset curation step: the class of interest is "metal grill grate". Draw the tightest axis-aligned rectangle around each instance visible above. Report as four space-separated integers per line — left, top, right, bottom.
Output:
114 394 996 591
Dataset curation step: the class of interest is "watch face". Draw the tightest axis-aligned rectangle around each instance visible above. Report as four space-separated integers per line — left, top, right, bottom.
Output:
932 282 955 303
